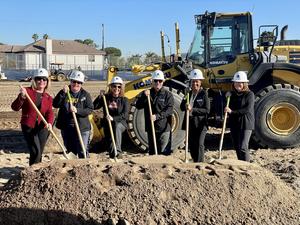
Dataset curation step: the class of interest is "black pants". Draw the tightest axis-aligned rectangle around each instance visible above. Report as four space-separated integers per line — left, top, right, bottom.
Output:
189 127 207 162
21 123 49 166
147 131 171 155
231 129 252 162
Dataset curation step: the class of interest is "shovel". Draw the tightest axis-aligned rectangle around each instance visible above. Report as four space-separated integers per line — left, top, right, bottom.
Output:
102 95 118 161
218 92 231 159
184 92 190 163
66 90 87 159
20 85 69 159
147 93 158 155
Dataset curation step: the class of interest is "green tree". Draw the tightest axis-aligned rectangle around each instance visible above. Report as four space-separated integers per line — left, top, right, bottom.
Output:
43 34 49 39
32 33 39 42
104 47 122 57
260 31 275 44
83 39 98 48
74 39 84 44
127 54 143 67
75 39 98 48
144 51 160 64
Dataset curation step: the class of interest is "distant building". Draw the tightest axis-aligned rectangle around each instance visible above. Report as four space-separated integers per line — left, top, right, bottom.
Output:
0 39 106 71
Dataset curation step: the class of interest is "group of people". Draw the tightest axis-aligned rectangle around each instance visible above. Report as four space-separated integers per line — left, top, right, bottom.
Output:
12 67 254 166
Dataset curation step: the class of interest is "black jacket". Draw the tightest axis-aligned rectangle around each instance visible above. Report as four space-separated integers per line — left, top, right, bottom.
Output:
93 93 129 128
180 89 210 130
53 87 93 132
135 87 174 133
228 90 255 130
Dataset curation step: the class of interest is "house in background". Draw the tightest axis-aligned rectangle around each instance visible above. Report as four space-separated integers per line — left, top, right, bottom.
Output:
0 39 106 79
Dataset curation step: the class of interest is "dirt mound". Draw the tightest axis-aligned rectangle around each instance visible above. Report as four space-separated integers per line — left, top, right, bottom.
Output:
1 156 300 225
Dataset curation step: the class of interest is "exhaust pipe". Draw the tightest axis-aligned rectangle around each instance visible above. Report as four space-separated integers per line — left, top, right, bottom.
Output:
280 25 288 41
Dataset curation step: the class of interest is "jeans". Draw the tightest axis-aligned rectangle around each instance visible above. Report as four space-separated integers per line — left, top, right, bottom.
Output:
106 122 126 158
22 123 49 166
61 128 90 158
231 129 252 162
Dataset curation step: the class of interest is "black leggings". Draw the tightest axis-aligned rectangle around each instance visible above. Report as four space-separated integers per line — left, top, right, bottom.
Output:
21 123 49 165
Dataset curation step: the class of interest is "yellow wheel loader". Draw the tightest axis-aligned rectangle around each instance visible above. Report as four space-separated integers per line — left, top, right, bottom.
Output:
91 11 300 151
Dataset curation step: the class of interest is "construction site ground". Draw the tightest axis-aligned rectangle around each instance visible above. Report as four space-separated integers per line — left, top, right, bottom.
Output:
0 81 299 225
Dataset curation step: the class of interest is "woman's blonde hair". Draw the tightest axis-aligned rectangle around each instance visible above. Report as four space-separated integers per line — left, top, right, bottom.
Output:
31 77 51 92
108 83 124 96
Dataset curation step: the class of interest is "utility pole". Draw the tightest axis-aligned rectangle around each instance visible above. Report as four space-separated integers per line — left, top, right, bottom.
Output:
101 24 105 51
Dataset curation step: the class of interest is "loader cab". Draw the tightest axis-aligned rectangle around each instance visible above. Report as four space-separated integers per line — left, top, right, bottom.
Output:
187 12 254 90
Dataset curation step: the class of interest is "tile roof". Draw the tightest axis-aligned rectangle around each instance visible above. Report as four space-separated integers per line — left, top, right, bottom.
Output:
0 39 106 55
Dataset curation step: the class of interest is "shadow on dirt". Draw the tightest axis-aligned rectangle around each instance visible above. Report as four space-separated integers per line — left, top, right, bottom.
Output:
0 207 103 225
0 129 27 153
90 131 260 156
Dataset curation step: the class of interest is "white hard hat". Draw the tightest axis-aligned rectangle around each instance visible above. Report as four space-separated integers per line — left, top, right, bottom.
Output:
110 76 123 84
33 68 49 78
189 69 204 80
232 71 249 82
151 70 165 80
70 70 85 83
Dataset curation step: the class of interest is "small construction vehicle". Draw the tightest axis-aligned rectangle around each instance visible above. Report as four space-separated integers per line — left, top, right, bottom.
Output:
91 11 300 151
49 63 67 81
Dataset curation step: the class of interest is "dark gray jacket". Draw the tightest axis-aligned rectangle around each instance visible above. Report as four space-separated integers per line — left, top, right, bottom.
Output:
135 87 174 133
180 89 210 130
228 90 255 130
53 87 93 132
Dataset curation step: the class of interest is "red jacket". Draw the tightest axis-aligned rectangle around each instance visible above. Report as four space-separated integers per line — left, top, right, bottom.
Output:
11 87 54 128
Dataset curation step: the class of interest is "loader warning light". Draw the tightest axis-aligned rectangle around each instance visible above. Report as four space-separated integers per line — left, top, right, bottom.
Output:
133 79 152 90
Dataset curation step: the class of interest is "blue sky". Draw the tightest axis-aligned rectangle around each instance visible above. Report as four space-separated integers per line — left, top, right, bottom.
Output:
1 0 299 57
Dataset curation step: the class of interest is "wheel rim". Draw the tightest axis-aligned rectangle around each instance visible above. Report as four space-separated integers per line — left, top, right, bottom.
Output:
57 74 65 81
267 103 300 135
171 110 180 132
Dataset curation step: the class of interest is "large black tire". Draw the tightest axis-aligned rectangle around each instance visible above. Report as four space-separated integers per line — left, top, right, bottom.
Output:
128 88 185 152
253 84 300 148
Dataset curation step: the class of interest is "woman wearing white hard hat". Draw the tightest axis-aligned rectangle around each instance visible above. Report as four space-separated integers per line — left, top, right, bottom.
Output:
11 68 54 165
93 76 128 159
135 70 174 155
224 71 254 162
180 68 210 162
53 70 93 158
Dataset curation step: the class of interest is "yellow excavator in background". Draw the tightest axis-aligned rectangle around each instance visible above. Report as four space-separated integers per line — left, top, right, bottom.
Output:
91 11 300 151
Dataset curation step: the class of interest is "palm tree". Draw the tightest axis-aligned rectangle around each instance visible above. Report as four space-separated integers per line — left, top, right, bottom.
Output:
32 33 39 42
127 54 143 66
43 34 49 39
144 51 157 64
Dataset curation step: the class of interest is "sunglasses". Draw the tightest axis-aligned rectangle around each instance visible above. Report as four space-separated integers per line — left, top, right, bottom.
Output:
34 77 48 82
71 80 82 85
153 80 163 83
112 85 122 89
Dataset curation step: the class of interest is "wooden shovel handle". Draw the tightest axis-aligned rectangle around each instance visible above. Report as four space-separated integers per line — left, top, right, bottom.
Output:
147 94 158 155
103 95 118 159
66 90 87 158
20 85 69 159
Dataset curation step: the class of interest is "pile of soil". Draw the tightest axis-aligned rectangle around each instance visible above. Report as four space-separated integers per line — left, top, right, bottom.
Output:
1 156 299 225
